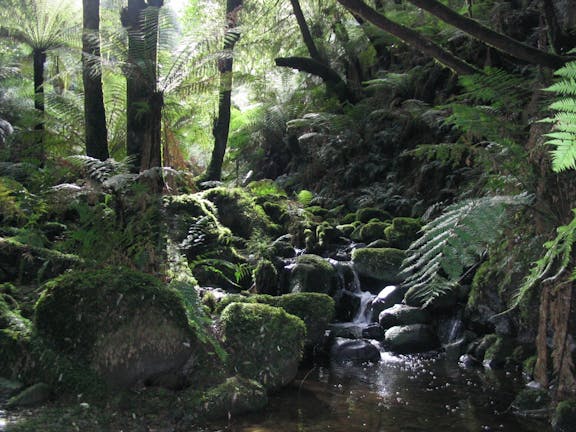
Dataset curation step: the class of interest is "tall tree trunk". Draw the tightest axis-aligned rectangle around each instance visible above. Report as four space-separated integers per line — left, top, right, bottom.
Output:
82 0 109 161
405 0 569 69
204 0 242 182
336 0 479 75
122 0 163 173
32 48 46 164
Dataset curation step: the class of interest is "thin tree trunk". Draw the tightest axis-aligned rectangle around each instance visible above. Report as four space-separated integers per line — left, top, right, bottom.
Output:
33 48 46 164
82 0 109 161
406 0 569 69
336 0 479 76
205 0 242 182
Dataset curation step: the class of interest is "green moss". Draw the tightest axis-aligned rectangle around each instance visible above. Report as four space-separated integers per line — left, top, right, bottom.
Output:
35 267 191 359
356 208 391 223
305 206 329 219
0 294 32 380
296 190 314 206
202 187 278 239
511 388 550 414
384 217 422 250
341 212 357 224
483 335 515 367
351 248 405 283
523 355 537 378
220 302 306 391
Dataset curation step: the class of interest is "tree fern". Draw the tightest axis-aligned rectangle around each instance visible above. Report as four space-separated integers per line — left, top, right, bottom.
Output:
401 193 531 306
543 61 576 172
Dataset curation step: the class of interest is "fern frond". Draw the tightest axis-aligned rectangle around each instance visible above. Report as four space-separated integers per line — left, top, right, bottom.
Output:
544 61 576 173
401 194 532 306
508 210 576 311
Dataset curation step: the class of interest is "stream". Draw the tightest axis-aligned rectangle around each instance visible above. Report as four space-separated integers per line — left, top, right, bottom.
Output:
226 351 551 432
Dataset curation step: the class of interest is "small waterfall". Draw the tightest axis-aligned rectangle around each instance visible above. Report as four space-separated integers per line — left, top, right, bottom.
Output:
352 290 375 324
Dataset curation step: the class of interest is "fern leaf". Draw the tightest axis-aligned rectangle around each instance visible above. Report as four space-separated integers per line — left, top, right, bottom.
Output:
401 194 531 305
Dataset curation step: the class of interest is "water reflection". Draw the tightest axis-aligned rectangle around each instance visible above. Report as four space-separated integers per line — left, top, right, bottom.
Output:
227 353 551 432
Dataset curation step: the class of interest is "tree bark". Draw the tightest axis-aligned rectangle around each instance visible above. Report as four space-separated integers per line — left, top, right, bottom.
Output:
336 0 479 76
405 0 570 69
33 48 46 164
82 0 109 161
123 0 163 173
204 0 243 182
275 57 356 103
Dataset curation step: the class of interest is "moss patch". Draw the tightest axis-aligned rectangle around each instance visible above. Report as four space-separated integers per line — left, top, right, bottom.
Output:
356 208 391 223
351 248 405 283
289 254 337 295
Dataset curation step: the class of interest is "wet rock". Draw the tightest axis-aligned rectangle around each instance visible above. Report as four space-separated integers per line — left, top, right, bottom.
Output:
362 323 385 340
482 335 516 369
458 354 481 368
7 383 51 408
330 338 381 364
384 324 439 354
0 378 23 399
329 323 364 339
384 217 422 250
437 317 465 345
378 304 430 329
368 285 407 322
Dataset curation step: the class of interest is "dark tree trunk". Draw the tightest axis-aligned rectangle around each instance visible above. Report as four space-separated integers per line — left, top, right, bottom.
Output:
405 0 570 69
289 0 323 62
336 0 479 75
82 0 109 161
33 48 46 164
122 0 163 173
204 0 242 182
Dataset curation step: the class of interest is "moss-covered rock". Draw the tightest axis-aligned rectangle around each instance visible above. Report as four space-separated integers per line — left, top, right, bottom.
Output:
351 248 405 283
198 376 268 420
215 292 334 349
358 221 390 243
553 399 576 432
253 259 278 295
356 208 391 223
482 335 516 368
384 217 422 250
336 223 355 238
35 268 196 390
511 388 550 417
289 254 337 295
220 302 306 391
6 382 52 408
202 187 278 239
378 304 430 329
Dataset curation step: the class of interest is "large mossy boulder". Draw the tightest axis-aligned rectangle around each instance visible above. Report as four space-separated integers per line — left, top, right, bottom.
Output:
351 248 405 284
357 221 390 243
356 208 391 223
202 187 278 239
289 254 337 295
35 268 197 390
220 302 306 392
